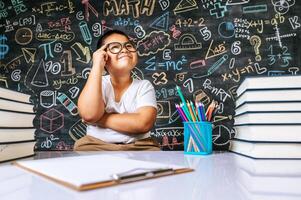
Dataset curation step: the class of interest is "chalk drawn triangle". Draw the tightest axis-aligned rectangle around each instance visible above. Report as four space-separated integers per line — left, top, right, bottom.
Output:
174 0 198 14
150 12 169 31
205 40 227 59
22 48 36 63
31 59 49 87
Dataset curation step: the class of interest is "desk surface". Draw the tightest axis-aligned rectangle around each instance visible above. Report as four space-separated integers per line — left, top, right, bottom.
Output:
0 151 301 200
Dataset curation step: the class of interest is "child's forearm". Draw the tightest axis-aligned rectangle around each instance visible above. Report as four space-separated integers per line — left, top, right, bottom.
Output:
78 66 105 123
97 112 155 134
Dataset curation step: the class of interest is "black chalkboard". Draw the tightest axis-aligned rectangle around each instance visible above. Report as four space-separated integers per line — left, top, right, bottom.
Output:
0 0 300 150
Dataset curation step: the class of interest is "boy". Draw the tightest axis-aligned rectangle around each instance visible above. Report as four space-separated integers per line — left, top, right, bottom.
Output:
74 30 160 151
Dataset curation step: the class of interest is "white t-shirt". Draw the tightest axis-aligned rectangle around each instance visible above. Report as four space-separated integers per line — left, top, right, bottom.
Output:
87 75 157 143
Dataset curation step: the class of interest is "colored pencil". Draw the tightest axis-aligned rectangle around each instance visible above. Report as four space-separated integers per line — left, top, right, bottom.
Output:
190 101 199 121
175 104 188 122
187 100 196 122
206 100 215 121
180 103 192 122
176 85 190 118
198 102 206 121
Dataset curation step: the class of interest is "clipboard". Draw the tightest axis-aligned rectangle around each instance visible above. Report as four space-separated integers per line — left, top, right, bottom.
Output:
13 154 193 191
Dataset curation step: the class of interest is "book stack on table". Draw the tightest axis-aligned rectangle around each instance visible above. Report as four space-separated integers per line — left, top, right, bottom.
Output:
0 87 36 163
230 76 301 159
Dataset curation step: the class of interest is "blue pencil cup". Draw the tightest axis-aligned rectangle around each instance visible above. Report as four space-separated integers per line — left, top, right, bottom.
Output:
184 122 212 155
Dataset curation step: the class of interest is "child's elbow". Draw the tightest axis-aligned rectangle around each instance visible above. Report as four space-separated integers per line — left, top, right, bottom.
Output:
79 110 104 124
139 120 154 133
81 115 99 124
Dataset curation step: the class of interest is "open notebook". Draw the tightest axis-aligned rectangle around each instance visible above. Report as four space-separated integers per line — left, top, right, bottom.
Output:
14 154 193 191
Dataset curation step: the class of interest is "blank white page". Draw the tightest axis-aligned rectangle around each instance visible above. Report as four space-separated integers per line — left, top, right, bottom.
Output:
15 155 185 187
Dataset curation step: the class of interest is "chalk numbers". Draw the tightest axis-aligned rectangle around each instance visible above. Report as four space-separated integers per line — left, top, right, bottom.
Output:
134 25 146 38
175 18 205 28
199 27 211 41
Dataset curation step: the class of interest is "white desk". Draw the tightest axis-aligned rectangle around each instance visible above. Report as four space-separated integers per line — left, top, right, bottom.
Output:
0 151 300 200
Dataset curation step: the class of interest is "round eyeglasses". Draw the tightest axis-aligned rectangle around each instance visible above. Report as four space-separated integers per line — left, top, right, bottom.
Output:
106 42 137 54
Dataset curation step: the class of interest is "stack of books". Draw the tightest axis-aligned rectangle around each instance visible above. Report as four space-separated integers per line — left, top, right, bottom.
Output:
0 87 36 163
230 76 301 159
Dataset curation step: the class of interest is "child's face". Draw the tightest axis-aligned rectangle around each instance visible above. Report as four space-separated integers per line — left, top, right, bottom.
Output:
103 33 138 75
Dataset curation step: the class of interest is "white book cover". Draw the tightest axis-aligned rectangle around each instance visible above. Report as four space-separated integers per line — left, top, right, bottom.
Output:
0 98 34 113
234 125 301 142
236 75 301 96
0 110 35 128
0 88 31 103
235 101 301 115
230 139 301 159
234 111 301 125
0 128 35 143
0 141 35 163
235 89 301 107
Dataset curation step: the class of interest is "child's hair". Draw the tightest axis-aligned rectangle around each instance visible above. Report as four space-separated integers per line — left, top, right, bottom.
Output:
96 29 130 50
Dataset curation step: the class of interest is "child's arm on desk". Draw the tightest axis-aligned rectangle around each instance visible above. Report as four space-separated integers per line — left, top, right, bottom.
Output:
96 106 157 134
